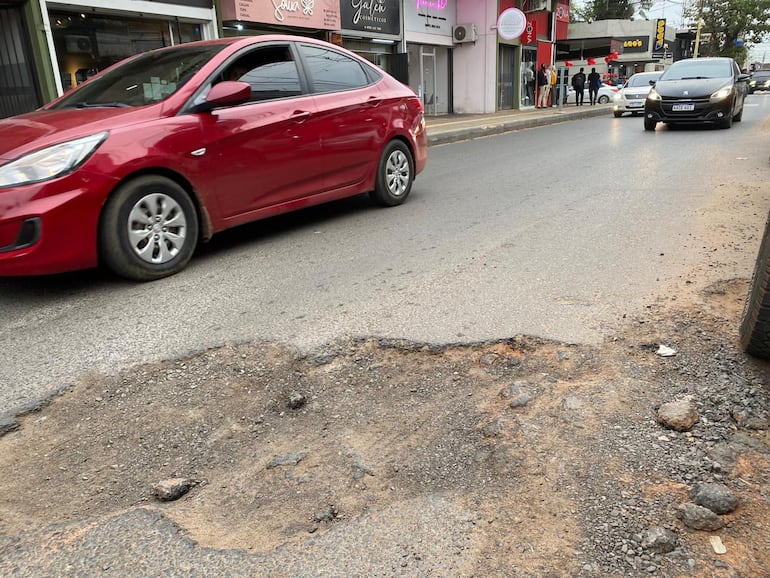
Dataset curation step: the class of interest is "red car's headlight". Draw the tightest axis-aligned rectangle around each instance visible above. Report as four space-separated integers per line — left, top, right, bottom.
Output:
0 132 108 188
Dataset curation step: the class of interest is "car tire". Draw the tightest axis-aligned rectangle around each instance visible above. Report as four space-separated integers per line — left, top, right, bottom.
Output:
370 140 414 207
740 210 770 358
613 111 622 118
733 106 743 122
99 175 199 281
644 118 656 131
598 95 609 104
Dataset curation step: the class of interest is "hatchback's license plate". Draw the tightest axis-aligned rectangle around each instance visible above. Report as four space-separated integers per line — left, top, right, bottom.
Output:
672 103 695 111
629 100 643 107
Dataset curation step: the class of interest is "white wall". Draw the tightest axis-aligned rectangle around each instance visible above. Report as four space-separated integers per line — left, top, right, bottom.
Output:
453 1 498 114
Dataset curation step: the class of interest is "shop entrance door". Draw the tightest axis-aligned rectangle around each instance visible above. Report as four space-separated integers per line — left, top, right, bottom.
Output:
420 47 436 116
0 4 41 118
498 44 516 110
521 46 537 108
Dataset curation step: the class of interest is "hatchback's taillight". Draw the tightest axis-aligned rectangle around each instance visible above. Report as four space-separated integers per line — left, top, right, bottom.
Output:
408 95 424 113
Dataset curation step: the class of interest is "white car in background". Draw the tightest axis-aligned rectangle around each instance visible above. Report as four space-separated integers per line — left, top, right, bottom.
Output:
578 82 619 104
612 71 663 117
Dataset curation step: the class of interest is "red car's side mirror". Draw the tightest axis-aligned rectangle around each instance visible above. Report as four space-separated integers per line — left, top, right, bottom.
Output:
198 81 251 112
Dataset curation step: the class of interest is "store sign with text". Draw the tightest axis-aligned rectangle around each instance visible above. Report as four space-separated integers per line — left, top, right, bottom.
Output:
496 7 526 41
613 36 649 53
220 0 340 29
653 19 666 51
405 0 454 36
554 3 569 22
523 19 537 44
340 0 401 36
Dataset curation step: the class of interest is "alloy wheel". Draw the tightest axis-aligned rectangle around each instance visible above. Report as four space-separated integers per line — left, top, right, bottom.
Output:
127 193 188 264
386 150 411 197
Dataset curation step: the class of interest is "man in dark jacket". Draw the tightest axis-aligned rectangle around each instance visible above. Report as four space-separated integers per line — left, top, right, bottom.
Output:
571 67 586 105
587 67 602 105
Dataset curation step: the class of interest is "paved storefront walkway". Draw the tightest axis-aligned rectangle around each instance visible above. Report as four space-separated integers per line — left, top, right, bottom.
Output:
425 103 611 145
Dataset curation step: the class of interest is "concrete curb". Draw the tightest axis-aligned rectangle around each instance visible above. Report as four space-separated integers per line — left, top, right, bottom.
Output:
427 106 610 146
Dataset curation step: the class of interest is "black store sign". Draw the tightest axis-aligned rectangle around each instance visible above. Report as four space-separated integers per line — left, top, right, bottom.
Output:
340 0 400 36
614 36 649 53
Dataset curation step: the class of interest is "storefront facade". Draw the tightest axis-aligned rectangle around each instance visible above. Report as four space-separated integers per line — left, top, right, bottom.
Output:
404 0 455 116
338 0 402 75
1 0 595 120
0 0 217 118
1 0 57 117
219 1 409 104
219 0 339 38
449 0 572 114
558 19 676 85
47 0 216 95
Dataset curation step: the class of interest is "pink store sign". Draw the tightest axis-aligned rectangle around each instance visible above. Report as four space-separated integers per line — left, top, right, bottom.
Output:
416 0 448 8
221 0 341 30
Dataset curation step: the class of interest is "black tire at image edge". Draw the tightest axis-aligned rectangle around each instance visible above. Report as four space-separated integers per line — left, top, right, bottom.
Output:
739 210 770 359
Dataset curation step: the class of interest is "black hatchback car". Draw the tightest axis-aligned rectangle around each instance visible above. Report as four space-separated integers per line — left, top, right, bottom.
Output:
748 70 770 94
644 57 750 130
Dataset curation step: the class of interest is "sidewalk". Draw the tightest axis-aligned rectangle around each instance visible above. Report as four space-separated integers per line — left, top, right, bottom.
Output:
424 103 611 146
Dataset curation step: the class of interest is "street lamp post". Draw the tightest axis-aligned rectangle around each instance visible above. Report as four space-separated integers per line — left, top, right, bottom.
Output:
693 0 704 58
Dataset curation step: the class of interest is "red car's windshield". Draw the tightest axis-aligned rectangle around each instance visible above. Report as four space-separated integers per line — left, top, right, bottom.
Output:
50 44 226 110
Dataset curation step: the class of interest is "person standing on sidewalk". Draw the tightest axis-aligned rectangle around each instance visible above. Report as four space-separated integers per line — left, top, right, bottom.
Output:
548 65 558 106
537 64 550 109
587 67 601 105
572 67 586 105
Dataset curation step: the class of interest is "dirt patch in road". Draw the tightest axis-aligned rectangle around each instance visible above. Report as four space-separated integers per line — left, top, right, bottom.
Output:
2 152 770 577
1 277 769 576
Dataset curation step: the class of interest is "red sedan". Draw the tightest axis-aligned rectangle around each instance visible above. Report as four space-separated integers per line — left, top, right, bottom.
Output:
0 35 427 281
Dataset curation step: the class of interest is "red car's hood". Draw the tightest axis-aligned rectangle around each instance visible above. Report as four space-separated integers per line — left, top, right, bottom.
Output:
0 107 159 161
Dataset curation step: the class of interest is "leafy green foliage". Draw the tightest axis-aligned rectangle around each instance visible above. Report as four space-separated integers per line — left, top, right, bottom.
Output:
684 0 770 61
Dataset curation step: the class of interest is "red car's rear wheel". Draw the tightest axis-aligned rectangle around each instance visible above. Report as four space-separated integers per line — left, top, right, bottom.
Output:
370 140 414 207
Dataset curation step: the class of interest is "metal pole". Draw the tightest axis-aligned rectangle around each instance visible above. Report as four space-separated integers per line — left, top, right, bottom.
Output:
693 0 704 58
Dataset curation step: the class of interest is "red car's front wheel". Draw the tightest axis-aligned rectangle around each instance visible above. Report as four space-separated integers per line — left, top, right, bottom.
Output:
99 175 199 281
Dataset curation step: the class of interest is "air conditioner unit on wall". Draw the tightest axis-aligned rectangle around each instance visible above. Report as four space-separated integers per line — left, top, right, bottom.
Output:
65 35 93 53
453 24 478 44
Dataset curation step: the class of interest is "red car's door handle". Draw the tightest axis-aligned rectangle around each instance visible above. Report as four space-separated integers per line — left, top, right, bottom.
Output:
291 110 311 123
366 97 382 107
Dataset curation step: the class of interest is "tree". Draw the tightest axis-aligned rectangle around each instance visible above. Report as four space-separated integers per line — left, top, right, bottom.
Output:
685 0 770 61
571 0 653 22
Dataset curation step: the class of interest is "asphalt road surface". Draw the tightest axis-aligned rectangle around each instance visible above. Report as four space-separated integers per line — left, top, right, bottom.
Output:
1 96 769 418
